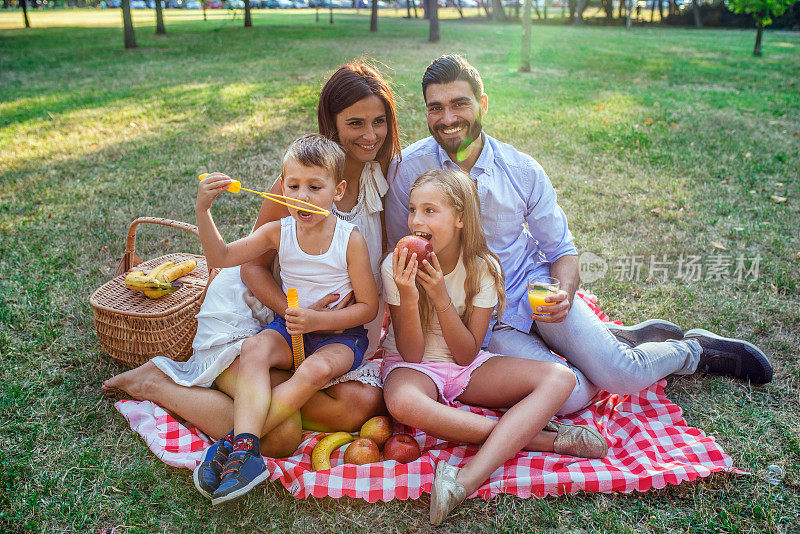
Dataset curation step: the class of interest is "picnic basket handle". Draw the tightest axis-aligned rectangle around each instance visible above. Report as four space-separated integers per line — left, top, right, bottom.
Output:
115 217 203 275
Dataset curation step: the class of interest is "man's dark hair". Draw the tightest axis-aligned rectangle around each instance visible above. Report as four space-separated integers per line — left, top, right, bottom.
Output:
421 54 484 102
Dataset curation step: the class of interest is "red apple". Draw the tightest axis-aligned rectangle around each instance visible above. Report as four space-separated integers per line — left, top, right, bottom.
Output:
359 415 393 449
383 433 421 464
396 235 432 267
343 438 381 465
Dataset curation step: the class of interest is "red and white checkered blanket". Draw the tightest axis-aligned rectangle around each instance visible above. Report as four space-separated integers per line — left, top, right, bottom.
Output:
113 291 741 502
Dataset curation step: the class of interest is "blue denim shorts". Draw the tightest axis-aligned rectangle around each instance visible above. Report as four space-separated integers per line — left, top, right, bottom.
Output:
260 316 368 373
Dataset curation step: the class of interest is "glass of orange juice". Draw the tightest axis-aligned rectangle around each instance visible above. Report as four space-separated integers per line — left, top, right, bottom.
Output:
528 277 560 317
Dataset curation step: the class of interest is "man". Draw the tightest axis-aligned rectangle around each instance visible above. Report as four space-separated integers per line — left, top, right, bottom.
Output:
385 54 772 414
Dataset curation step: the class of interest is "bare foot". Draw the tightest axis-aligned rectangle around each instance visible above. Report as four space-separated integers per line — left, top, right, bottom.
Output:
101 360 160 401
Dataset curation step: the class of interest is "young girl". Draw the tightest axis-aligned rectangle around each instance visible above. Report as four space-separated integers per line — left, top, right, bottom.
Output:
381 168 607 526
195 134 379 505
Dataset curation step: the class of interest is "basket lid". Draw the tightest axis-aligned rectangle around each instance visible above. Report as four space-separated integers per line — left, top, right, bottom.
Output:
90 253 211 318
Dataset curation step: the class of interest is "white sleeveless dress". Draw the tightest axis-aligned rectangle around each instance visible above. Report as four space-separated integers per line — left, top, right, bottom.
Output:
151 162 387 389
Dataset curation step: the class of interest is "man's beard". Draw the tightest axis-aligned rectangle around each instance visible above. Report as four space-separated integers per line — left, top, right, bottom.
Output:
429 116 483 161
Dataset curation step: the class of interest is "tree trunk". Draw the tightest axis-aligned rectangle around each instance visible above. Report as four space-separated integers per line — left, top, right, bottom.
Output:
753 21 763 56
625 0 632 27
20 0 30 28
658 0 663 20
428 0 439 40
482 0 490 16
520 0 532 72
568 0 575 22
543 0 547 19
649 0 654 21
121 0 136 48
244 0 252 27
329 3 333 23
405 0 411 16
601 0 612 19
575 0 586 22
202 0 207 20
491 0 505 20
691 0 701 27
456 0 463 18
533 1 541 19
155 0 166 34
370 0 378 30
617 0 623 19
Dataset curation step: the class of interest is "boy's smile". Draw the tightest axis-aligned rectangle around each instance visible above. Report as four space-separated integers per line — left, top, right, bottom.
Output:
281 160 345 226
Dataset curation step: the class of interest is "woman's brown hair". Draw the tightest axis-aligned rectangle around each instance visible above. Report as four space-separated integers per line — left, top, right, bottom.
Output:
317 61 401 170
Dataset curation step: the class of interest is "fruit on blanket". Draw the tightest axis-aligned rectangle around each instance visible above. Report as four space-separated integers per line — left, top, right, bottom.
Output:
343 438 381 466
396 235 432 266
359 415 392 448
383 434 421 464
155 259 197 283
311 431 355 471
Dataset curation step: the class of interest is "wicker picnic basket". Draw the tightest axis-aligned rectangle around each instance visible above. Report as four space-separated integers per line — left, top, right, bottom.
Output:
89 217 216 368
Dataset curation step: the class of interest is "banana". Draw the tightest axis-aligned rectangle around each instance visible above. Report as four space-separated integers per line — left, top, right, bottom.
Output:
142 282 183 299
311 432 355 471
124 273 178 292
157 259 196 283
147 261 175 280
142 261 178 299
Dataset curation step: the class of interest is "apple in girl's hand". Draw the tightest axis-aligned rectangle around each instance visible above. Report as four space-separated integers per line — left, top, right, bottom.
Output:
397 235 432 266
359 415 393 449
383 434 421 464
343 438 381 465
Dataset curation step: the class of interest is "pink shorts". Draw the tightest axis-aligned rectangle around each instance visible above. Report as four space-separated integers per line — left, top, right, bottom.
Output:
380 350 497 405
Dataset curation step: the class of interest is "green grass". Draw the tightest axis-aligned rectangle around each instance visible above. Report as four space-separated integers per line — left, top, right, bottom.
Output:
1 9 799 533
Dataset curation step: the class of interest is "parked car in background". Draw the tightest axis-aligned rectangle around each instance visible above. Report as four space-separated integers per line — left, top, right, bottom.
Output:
185 0 200 7
130 0 147 8
226 0 244 7
293 0 309 7
206 0 222 7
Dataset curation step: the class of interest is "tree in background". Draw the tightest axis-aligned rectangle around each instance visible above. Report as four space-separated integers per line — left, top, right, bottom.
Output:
728 0 798 55
520 0 532 72
244 0 252 27
428 0 439 40
20 0 30 28
121 0 136 48
370 0 378 31
155 0 166 34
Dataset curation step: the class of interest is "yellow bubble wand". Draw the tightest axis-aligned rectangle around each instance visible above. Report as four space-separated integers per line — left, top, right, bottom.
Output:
198 174 330 216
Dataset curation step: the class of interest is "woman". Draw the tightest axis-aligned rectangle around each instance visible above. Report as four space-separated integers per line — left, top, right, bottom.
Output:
103 61 400 457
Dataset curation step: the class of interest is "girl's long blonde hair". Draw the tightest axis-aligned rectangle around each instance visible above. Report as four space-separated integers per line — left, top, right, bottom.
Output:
410 168 505 330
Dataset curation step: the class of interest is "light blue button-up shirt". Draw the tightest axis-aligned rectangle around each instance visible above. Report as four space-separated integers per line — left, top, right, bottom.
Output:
386 134 577 335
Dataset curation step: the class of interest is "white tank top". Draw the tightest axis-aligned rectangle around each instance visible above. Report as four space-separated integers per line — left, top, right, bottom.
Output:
278 216 355 309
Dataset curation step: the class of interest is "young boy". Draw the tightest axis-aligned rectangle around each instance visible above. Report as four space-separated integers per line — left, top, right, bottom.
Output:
194 134 379 505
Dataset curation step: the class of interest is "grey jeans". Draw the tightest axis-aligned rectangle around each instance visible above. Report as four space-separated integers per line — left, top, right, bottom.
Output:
487 296 702 416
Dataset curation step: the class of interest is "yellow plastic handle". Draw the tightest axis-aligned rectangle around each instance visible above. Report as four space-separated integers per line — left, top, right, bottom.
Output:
198 173 241 193
286 288 305 371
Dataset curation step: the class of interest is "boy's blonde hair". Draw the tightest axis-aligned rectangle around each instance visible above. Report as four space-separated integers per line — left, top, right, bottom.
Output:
281 134 345 183
410 168 505 330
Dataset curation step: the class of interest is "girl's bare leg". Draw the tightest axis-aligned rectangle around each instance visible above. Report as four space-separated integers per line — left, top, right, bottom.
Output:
233 329 292 437
451 358 576 496
383 366 560 452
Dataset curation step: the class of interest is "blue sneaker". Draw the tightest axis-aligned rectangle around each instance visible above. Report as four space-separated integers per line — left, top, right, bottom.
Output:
211 449 269 506
192 432 234 500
